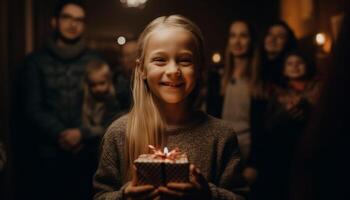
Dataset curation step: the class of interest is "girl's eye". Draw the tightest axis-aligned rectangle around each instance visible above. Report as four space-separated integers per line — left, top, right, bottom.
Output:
179 59 193 66
152 57 167 66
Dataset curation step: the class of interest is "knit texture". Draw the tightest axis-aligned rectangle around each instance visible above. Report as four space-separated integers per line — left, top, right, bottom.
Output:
93 112 247 200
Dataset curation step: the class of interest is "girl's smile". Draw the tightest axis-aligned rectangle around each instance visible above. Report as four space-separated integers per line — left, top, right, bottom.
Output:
142 27 197 104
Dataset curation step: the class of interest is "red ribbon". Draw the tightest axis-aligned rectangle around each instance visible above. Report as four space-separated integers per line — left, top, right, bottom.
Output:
148 145 182 160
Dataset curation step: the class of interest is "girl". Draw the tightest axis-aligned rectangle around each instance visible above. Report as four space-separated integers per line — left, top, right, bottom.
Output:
93 15 246 200
220 20 260 160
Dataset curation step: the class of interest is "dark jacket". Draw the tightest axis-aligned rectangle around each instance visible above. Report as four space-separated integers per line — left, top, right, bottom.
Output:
22 38 101 157
113 72 132 113
248 81 320 200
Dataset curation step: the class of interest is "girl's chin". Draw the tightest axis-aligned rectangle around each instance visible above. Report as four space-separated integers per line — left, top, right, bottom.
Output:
156 95 188 105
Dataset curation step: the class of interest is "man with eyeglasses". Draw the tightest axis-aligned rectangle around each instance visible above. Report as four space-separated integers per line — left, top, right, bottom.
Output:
21 1 103 199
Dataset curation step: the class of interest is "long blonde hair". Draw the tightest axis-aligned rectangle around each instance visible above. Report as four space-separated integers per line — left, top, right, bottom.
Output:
125 15 205 177
220 20 264 98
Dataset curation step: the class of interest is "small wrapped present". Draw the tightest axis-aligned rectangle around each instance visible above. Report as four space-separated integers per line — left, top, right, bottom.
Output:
134 145 189 186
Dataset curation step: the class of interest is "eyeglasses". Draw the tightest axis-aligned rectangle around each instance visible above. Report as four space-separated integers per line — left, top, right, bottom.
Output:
59 14 85 25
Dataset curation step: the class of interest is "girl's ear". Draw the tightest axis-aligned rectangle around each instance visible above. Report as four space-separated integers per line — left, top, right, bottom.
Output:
136 59 147 80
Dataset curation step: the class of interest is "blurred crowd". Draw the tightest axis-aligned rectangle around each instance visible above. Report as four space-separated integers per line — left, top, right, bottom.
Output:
0 0 348 200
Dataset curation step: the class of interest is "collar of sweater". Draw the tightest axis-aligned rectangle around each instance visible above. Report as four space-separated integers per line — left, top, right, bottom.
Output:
46 36 86 61
165 111 207 134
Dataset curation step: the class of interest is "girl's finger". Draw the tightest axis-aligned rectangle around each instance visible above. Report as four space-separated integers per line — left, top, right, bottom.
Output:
167 182 194 192
131 165 138 186
127 185 155 198
158 186 184 198
133 188 160 200
145 188 160 199
191 165 207 186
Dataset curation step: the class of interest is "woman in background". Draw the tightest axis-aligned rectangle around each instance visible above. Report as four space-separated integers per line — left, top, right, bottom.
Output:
220 20 260 161
244 21 299 190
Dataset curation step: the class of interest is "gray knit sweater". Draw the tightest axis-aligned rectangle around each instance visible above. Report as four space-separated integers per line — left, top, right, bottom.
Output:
93 113 247 200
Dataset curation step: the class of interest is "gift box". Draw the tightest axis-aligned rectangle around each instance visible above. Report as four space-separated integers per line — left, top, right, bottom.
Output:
134 146 189 186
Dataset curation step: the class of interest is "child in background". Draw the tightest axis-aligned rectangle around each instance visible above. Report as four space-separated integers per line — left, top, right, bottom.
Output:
93 15 246 200
248 51 320 200
80 60 120 156
278 51 320 106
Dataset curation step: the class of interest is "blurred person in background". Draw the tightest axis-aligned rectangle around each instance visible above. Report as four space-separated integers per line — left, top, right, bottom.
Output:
261 21 298 86
244 21 299 191
220 20 260 161
81 60 120 160
289 10 349 200
21 0 102 199
114 40 138 113
248 50 321 200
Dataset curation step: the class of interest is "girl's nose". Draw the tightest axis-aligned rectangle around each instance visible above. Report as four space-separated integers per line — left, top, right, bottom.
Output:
165 61 181 78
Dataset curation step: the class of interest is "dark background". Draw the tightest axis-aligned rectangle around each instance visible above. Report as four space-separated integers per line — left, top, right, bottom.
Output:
0 0 349 199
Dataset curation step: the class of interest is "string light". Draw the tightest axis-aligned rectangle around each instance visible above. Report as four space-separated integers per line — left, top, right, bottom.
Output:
117 36 126 45
212 52 222 63
315 33 326 46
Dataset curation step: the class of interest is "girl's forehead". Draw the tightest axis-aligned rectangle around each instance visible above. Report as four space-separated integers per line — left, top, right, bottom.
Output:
145 27 197 53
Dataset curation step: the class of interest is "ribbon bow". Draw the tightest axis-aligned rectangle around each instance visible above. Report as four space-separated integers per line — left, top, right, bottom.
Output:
148 145 181 160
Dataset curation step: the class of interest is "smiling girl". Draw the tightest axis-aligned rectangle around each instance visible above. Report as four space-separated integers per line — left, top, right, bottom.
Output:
93 15 246 200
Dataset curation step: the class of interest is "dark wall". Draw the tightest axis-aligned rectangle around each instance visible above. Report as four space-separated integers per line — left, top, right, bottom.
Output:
1 0 26 198
31 0 280 65
87 0 280 64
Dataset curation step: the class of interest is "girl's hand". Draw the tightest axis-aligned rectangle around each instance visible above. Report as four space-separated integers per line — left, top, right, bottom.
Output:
158 164 211 200
124 166 160 200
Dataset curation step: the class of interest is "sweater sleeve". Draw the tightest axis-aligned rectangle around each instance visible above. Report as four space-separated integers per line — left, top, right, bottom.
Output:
93 124 126 200
209 131 248 200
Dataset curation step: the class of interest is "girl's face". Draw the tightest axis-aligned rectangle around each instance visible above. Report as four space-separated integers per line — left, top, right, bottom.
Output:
88 70 111 100
264 25 288 57
228 21 251 57
283 55 306 80
143 27 197 105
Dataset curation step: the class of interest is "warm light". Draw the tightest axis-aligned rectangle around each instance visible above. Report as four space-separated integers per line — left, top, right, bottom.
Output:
212 52 221 63
163 147 169 155
117 36 126 45
316 33 326 46
120 0 148 8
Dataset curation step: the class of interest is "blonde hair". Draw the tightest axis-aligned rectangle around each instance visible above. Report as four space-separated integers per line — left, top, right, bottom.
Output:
125 15 205 178
220 20 265 98
82 60 115 123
